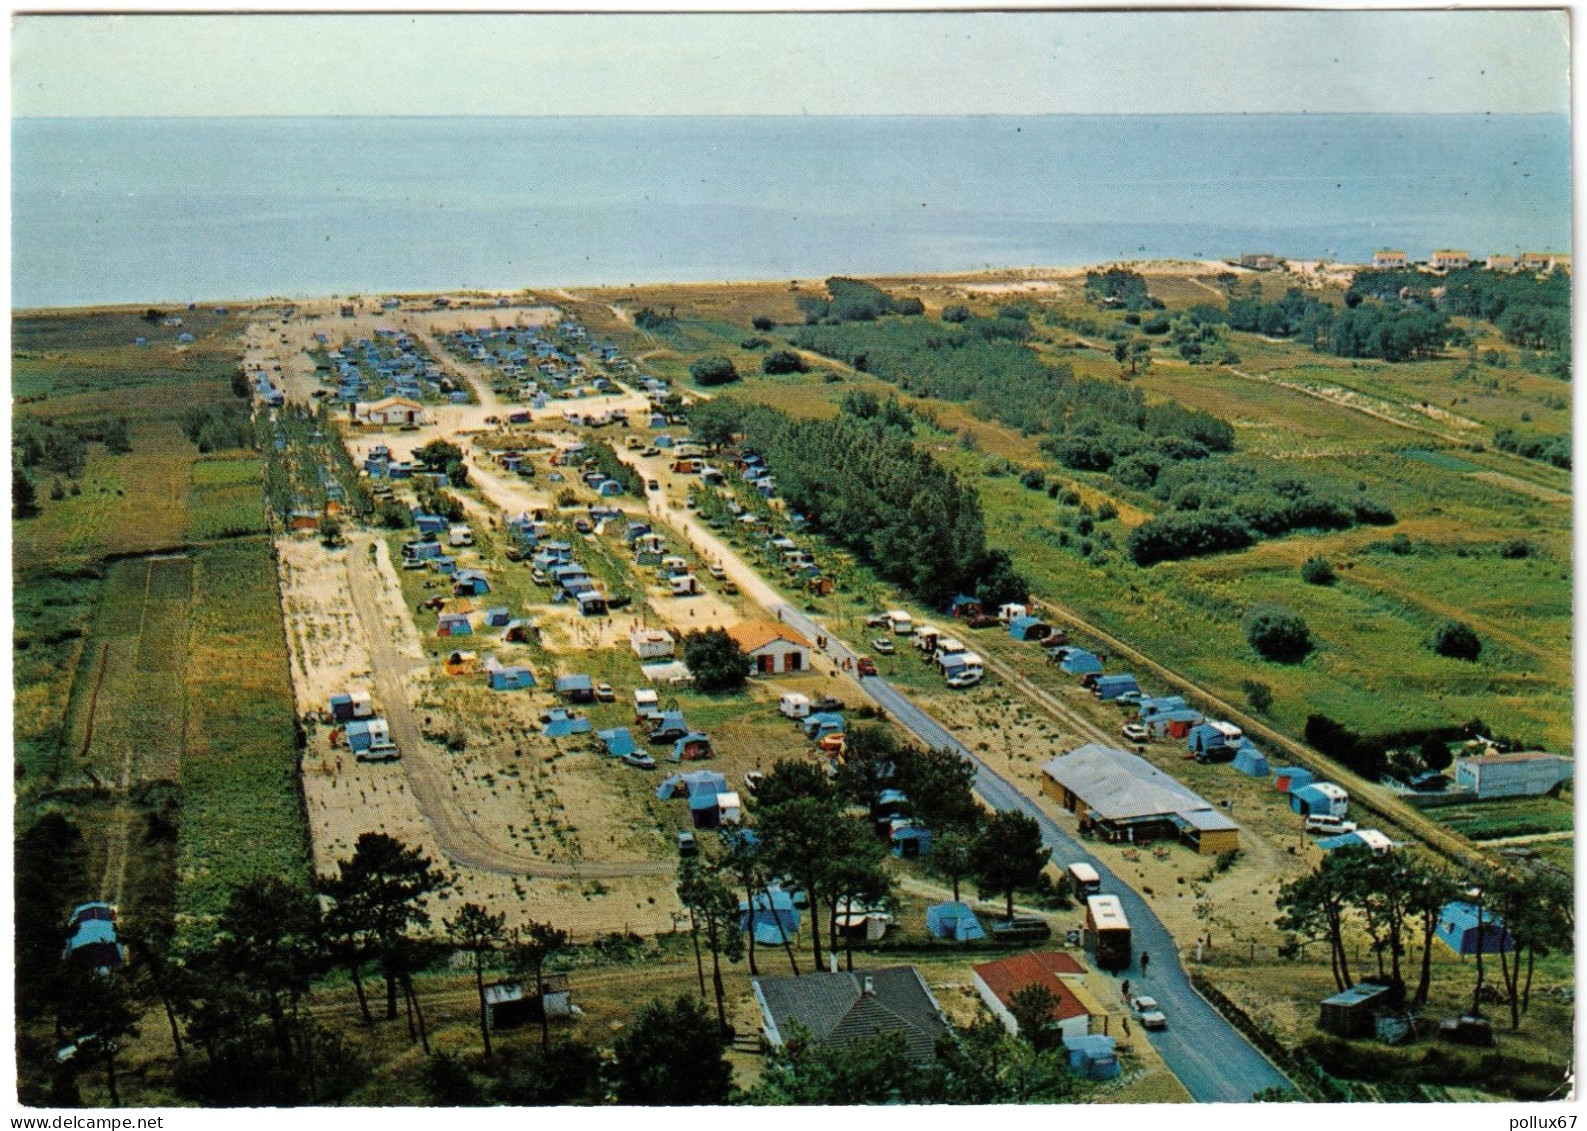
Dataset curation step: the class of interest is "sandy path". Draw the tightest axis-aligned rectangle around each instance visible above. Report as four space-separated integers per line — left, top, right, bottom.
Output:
343 531 672 880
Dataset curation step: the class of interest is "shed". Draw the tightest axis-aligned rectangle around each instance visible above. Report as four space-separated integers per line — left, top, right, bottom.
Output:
1318 982 1397 1038
925 901 986 942
541 708 592 738
1063 1034 1122 1081
1008 615 1050 641
488 666 536 692
328 693 356 721
1093 674 1140 701
1435 901 1515 956
1454 752 1574 800
1290 782 1349 817
437 612 473 637
1272 767 1314 793
598 728 637 758
1060 649 1103 676
1231 741 1271 778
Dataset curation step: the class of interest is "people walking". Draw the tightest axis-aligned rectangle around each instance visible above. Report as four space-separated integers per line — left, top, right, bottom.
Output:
1139 951 1150 976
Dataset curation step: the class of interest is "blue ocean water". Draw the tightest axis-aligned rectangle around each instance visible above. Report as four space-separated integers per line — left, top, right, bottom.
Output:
11 114 1572 308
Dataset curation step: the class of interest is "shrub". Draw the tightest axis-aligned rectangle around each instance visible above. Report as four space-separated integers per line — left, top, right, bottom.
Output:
752 315 776 331
1300 556 1336 585
689 357 739 386
1499 539 1533 559
941 304 971 323
1241 679 1273 713
761 349 807 375
682 628 752 693
1095 501 1118 521
1018 469 1046 491
1428 620 1481 661
1142 317 1171 335
1243 605 1313 663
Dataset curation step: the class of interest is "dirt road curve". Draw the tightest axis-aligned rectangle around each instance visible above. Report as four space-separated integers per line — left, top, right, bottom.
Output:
343 535 672 880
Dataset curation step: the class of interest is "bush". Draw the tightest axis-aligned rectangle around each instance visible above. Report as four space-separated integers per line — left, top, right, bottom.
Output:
761 349 807 375
1095 501 1118 521
752 315 776 331
681 628 752 693
1300 556 1336 585
1241 679 1273 713
1142 317 1171 335
1428 619 1482 661
941 304 971 323
1243 605 1314 663
1018 469 1046 491
690 357 740 386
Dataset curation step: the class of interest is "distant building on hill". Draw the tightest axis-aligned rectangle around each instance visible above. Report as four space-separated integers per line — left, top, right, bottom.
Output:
1372 249 1410 269
1239 253 1281 271
1429 249 1471 270
1486 254 1518 272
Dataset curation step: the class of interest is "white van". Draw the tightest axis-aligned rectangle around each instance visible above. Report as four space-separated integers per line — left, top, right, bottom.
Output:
886 610 914 636
1305 814 1359 836
1067 862 1102 897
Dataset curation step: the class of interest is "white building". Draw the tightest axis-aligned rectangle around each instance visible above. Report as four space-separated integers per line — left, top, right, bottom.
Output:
1454 752 1573 800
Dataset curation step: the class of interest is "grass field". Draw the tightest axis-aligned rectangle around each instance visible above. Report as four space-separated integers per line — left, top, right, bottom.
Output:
176 537 311 929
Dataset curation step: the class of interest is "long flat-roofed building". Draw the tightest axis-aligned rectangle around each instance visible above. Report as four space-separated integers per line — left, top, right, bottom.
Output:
1041 742 1238 854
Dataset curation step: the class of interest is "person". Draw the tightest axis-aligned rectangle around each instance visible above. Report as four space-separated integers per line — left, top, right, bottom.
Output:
1121 978 1130 999
1139 951 1150 976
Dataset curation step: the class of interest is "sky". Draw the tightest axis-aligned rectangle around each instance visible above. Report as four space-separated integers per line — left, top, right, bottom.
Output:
9 9 1572 118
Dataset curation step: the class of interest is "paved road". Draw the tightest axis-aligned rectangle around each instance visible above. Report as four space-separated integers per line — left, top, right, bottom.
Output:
344 534 673 881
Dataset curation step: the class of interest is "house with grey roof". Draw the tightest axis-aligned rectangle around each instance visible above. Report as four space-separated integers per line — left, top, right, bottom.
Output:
1041 742 1239 855
752 966 951 1063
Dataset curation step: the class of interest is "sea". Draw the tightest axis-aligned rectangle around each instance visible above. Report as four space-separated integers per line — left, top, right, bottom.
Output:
11 114 1573 309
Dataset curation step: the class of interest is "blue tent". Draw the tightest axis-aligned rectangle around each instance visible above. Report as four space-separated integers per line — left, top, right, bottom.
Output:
1008 615 1049 641
329 693 356 721
1063 1034 1121 1081
949 594 983 617
656 770 726 801
488 666 536 691
1290 783 1346 816
1273 767 1315 793
541 709 591 738
802 712 845 738
740 890 800 944
483 607 512 628
598 728 637 758
925 901 986 942
672 732 714 762
555 674 594 699
1138 695 1187 719
1436 901 1515 955
891 825 932 858
1187 722 1236 754
1094 674 1140 701
1060 649 1103 676
1231 741 1270 778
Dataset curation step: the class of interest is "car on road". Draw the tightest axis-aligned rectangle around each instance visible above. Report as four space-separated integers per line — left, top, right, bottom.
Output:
871 638 895 655
1131 996 1168 1030
1121 722 1149 744
856 656 877 676
621 751 657 770
595 682 615 702
677 831 699 857
642 447 659 457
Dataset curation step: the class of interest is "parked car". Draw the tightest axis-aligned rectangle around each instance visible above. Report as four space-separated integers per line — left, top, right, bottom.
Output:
811 695 845 712
1121 722 1149 744
990 916 1053 945
1305 814 1358 836
647 479 660 491
622 751 657 770
677 831 699 857
708 562 726 580
606 593 633 609
865 613 892 628
574 519 593 534
1131 996 1168 1030
649 720 689 743
721 581 739 595
1116 690 1143 706
871 637 895 655
642 447 659 457
595 682 615 702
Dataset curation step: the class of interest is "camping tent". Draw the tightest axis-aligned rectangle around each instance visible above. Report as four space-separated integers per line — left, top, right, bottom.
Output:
1093 674 1140 701
1060 649 1103 676
1290 782 1349 817
488 666 536 691
541 709 591 738
802 712 844 739
1272 767 1315 793
740 889 800 945
1008 615 1050 641
926 901 986 942
1063 1034 1121 1081
1435 901 1515 955
1230 741 1271 778
598 728 637 758
891 825 933 858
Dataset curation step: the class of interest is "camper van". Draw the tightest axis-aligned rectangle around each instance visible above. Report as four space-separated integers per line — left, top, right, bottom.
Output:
448 525 474 548
1067 862 1102 897
886 610 915 636
779 692 812 720
943 653 984 689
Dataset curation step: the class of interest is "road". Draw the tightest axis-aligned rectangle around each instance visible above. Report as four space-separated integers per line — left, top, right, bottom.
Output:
613 453 1292 1101
343 534 672 881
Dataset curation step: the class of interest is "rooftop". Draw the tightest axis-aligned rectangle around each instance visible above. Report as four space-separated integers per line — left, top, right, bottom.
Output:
974 952 1091 1022
755 967 949 1063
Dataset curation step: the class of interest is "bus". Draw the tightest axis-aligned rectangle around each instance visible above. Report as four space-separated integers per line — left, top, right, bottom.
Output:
1085 894 1132 972
1067 862 1102 897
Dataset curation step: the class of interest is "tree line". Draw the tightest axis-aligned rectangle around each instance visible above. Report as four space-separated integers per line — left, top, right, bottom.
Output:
795 277 925 324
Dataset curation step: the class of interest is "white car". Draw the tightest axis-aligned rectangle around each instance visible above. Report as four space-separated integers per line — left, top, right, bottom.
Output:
1305 814 1359 836
871 637 896 655
1131 996 1168 1030
1121 722 1149 744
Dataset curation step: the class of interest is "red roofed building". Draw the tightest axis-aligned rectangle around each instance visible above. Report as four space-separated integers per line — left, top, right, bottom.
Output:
973 951 1098 1042
727 621 812 675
